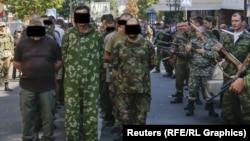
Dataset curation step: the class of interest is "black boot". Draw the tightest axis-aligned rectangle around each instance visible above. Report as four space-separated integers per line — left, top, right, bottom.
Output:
171 92 183 103
5 82 12 91
207 103 219 117
204 103 209 110
186 100 194 116
195 93 202 105
170 97 183 104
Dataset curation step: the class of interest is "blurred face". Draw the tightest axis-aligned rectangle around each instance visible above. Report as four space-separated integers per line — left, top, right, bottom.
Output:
231 14 245 32
195 30 202 38
176 23 182 32
0 25 5 32
164 27 169 32
15 32 21 38
182 21 189 33
203 20 213 29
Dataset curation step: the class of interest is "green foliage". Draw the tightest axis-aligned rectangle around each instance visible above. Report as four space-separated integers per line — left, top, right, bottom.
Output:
124 0 139 18
2 0 64 20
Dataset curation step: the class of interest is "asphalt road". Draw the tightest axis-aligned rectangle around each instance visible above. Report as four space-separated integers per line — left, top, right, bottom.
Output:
0 66 223 141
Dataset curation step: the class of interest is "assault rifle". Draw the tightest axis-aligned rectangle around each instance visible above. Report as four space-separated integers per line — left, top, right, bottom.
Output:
206 52 250 103
174 35 202 49
190 22 242 69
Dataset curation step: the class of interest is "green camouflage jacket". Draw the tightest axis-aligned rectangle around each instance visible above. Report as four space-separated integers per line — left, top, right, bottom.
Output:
221 29 250 80
112 36 155 93
61 24 104 89
188 37 218 77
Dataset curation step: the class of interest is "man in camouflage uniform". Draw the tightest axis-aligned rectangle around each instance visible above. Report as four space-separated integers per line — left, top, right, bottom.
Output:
170 20 190 103
61 5 104 141
104 13 133 134
153 25 173 75
185 26 219 117
214 12 250 124
187 16 204 105
0 22 14 91
112 17 155 141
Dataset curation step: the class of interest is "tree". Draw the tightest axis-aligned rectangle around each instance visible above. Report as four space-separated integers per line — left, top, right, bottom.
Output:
1 0 64 21
124 0 139 18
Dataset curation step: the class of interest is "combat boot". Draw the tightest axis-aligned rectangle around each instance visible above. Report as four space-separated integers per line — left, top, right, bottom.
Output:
170 92 183 104
195 93 202 105
4 82 12 91
170 97 183 104
186 100 194 116
207 103 219 117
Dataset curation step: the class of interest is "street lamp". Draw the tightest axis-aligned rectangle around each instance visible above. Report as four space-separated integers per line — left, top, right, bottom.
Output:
146 7 156 25
3 4 8 22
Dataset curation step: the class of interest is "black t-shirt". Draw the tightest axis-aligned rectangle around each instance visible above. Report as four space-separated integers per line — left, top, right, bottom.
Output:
14 36 62 93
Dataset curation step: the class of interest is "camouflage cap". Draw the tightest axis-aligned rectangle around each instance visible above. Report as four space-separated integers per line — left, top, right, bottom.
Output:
0 22 6 27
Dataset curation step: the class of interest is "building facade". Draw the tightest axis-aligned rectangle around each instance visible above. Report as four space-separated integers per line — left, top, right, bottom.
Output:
152 0 246 26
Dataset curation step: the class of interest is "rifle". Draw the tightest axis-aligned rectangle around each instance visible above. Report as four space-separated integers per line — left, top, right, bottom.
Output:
161 56 170 61
190 22 242 69
174 35 202 49
206 52 250 103
220 29 250 39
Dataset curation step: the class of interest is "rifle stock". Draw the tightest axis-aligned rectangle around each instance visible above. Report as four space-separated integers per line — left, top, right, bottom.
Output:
206 52 250 103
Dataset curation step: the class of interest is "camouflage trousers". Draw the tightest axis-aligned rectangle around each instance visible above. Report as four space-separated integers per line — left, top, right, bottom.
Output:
154 50 169 72
221 88 250 124
188 75 210 101
109 80 122 129
64 86 98 141
1 56 12 82
175 63 189 97
116 93 151 132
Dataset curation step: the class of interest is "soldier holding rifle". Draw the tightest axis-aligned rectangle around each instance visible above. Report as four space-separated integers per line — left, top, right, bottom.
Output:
169 20 190 103
214 12 250 124
185 25 219 117
153 25 173 76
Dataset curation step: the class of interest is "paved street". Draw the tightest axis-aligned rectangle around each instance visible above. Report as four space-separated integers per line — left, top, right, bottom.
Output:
0 66 223 141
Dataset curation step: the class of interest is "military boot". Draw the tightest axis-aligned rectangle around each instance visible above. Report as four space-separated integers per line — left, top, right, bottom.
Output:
195 93 202 105
170 97 183 104
186 100 195 116
207 103 219 117
4 82 12 91
170 92 183 104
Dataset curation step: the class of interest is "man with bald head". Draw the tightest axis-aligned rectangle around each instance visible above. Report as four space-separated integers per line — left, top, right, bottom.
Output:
112 17 155 140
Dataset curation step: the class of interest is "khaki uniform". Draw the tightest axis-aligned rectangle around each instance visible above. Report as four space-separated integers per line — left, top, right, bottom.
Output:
0 31 14 83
